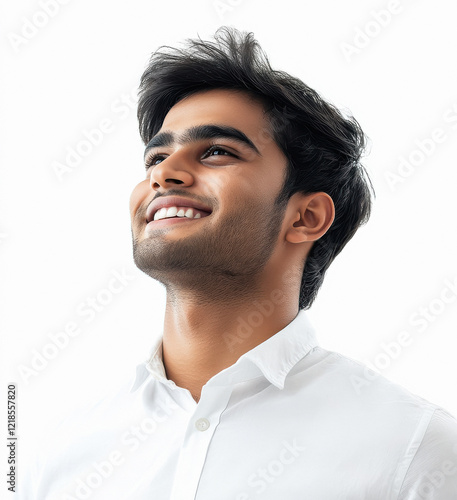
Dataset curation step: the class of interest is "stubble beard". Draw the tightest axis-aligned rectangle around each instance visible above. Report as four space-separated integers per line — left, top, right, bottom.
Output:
132 197 288 303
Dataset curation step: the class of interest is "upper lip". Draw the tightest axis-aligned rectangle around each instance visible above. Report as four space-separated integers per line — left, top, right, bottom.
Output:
146 196 212 222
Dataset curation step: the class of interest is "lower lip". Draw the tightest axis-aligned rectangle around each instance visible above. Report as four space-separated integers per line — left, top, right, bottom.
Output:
145 216 205 231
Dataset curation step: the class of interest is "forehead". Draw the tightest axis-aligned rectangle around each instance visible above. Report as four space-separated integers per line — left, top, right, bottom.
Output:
160 89 274 148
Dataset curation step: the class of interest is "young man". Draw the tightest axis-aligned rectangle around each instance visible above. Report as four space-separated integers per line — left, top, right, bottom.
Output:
23 28 457 499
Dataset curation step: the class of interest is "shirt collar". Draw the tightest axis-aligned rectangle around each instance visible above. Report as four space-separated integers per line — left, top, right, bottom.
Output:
130 309 318 393
130 339 165 392
236 309 318 388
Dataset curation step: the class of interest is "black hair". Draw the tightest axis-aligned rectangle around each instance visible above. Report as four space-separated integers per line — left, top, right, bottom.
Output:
137 27 374 309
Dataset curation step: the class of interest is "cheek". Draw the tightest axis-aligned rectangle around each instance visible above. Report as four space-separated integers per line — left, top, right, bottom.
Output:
206 173 250 213
129 180 149 219
212 175 271 216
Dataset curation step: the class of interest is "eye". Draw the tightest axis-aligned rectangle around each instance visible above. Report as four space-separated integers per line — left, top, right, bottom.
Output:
145 154 166 170
144 145 238 171
202 145 238 159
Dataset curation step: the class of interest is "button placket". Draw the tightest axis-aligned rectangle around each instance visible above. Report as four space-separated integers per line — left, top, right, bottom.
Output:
170 385 233 500
195 418 210 432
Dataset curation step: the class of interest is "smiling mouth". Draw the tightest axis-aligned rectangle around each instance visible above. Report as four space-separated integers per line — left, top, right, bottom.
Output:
144 206 211 233
152 206 210 222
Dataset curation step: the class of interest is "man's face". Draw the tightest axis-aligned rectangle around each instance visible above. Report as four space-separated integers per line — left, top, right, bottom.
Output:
130 89 289 297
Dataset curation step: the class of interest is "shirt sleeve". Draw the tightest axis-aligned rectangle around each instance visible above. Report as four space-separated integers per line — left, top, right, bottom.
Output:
398 407 457 499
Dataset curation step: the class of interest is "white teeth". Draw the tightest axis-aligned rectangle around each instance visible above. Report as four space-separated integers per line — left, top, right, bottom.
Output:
166 207 178 218
153 206 207 221
153 207 167 220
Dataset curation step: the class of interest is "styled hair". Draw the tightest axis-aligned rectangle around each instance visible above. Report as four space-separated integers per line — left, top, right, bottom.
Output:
137 27 374 309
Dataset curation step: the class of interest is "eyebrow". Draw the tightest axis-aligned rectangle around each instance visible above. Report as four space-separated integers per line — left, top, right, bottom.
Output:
143 124 261 159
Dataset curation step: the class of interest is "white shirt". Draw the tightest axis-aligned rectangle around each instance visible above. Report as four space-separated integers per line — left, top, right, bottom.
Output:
20 310 457 499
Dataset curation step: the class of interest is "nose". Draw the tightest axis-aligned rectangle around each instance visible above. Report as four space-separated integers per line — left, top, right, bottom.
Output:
149 151 194 190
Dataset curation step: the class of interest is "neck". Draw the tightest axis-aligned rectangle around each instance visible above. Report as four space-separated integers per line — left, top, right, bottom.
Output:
161 282 299 403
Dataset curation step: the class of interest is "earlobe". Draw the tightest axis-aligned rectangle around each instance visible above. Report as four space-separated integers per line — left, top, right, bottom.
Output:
285 192 335 244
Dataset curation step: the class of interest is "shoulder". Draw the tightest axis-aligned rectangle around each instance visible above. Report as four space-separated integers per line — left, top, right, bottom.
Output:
397 407 457 499
292 345 438 411
16 376 139 500
288 345 453 444
288 346 457 497
293 346 457 497
50 375 141 450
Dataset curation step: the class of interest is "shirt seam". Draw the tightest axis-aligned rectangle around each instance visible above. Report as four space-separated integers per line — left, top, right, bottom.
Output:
392 406 438 499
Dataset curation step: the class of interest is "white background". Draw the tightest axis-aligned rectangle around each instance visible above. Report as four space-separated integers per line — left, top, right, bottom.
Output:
1 0 457 479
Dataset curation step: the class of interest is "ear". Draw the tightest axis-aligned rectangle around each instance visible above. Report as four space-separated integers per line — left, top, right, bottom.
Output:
285 192 335 244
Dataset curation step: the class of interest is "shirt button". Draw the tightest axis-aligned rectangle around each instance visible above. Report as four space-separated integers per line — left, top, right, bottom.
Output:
195 418 210 432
